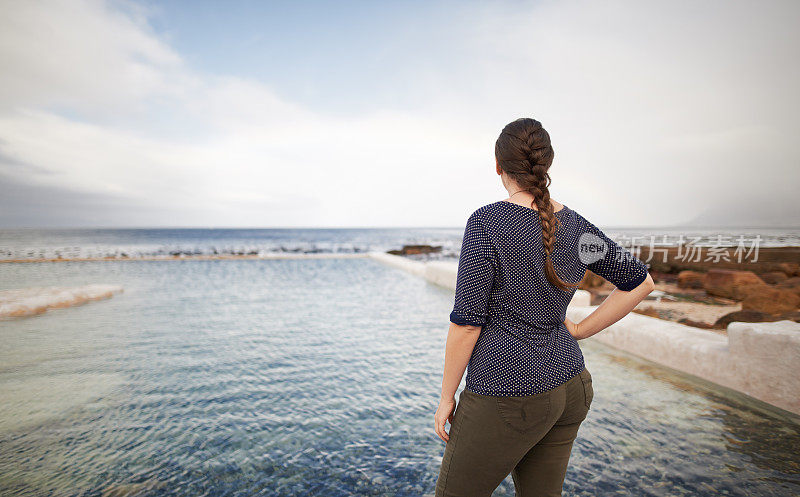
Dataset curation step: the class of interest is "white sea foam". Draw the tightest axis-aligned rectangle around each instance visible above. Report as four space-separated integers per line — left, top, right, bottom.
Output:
0 284 124 318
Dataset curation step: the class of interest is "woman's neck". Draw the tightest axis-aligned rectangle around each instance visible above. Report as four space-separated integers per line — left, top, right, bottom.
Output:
502 195 564 213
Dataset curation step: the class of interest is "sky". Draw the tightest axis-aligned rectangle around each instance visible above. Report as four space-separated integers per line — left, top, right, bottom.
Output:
0 0 798 228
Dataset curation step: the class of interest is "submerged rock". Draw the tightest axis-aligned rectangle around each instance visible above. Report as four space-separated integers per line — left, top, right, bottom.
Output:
387 244 442 256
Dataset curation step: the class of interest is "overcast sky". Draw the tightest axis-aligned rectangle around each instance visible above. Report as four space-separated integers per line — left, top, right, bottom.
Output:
1 0 798 228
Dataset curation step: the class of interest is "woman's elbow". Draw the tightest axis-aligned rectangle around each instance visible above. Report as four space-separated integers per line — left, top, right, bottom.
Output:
451 322 483 335
641 272 656 292
461 324 483 334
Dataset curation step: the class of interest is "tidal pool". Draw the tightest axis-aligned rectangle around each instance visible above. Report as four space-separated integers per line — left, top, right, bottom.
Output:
1 258 798 496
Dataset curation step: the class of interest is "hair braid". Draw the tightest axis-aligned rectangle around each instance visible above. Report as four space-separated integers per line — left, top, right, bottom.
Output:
495 118 580 291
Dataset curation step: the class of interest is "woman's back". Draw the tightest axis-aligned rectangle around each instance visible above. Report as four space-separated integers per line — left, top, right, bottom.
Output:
450 200 649 396
434 118 655 496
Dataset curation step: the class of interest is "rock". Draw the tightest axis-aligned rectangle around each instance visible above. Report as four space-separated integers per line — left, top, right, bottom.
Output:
677 270 705 289
713 310 782 328
633 306 660 318
387 244 442 256
703 269 766 300
678 317 714 329
589 292 608 305
579 270 605 289
736 283 772 300
778 310 800 323
760 271 789 285
777 277 800 298
780 276 800 287
650 271 677 284
741 287 800 314
647 260 678 274
777 262 800 277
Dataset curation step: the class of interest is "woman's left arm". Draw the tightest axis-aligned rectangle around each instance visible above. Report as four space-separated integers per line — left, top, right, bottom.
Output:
435 210 494 443
434 322 482 443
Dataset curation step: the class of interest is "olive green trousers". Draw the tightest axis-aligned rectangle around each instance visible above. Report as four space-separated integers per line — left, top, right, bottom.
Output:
435 367 594 497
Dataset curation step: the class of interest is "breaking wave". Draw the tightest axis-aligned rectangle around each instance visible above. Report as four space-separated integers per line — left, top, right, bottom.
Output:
0 284 124 318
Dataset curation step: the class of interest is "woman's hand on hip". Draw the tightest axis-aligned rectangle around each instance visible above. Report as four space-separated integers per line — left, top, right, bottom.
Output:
434 396 456 443
564 317 582 340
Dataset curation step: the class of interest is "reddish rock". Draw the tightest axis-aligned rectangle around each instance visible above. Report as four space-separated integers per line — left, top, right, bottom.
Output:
648 271 677 284
777 277 800 298
735 283 773 301
741 287 800 314
760 271 789 285
633 306 660 318
678 318 714 329
713 310 782 328
777 262 800 277
703 269 766 300
677 270 705 289
780 276 800 287
579 271 605 289
779 310 800 323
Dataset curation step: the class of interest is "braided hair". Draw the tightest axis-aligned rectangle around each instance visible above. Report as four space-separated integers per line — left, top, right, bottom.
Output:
495 118 580 291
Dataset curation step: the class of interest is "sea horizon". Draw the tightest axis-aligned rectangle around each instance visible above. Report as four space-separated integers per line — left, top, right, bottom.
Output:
2 225 800 264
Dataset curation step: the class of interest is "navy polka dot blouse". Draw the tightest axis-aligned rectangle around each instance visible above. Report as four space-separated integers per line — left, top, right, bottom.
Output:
450 200 650 396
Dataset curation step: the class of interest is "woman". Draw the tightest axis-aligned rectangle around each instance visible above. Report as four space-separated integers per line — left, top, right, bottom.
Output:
434 118 655 497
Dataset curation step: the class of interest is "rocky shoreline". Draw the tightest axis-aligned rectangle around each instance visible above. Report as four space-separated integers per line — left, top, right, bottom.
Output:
579 245 800 330
390 244 800 331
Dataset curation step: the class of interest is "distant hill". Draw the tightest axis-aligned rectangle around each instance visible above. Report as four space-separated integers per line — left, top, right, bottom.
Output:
679 200 800 228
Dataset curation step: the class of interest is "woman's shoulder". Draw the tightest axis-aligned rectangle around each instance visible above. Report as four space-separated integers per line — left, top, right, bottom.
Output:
472 198 570 215
464 200 592 230
466 201 506 222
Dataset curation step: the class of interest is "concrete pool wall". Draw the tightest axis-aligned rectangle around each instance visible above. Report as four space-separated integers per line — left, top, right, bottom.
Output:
368 251 800 418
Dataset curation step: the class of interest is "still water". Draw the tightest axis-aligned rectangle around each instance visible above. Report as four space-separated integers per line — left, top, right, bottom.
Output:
1 258 798 496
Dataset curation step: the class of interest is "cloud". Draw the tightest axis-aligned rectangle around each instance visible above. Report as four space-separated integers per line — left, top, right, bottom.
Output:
0 0 188 115
0 0 798 228
429 0 800 226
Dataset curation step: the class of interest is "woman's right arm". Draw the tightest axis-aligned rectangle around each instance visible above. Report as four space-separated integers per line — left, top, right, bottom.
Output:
568 273 655 340
566 211 655 340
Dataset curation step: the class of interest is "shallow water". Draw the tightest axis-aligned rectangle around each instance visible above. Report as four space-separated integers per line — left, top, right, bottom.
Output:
0 258 798 496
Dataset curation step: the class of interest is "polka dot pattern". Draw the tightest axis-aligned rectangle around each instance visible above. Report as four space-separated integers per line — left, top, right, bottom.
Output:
450 200 650 396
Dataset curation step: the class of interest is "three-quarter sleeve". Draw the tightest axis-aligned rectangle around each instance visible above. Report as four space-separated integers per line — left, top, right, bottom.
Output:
576 212 649 291
450 211 497 327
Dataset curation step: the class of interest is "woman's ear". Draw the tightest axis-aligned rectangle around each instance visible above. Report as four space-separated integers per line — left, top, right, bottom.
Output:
496 158 502 175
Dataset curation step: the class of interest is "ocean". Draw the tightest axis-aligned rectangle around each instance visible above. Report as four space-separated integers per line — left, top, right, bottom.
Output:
1 225 799 262
1 228 799 496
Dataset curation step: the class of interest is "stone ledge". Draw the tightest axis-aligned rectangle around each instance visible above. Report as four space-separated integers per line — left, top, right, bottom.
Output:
368 251 800 417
